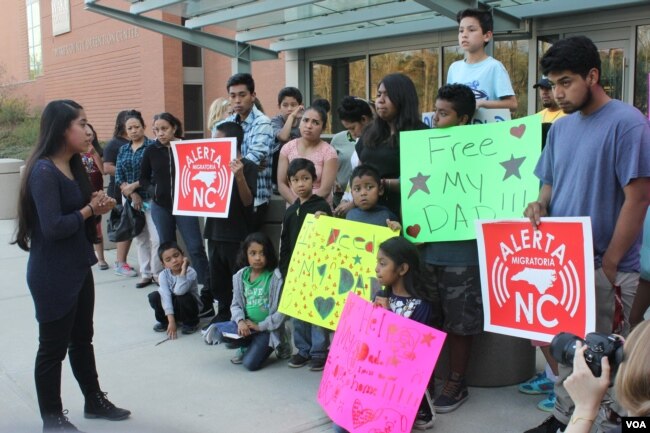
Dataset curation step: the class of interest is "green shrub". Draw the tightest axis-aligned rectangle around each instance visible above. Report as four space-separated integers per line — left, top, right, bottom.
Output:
0 98 40 160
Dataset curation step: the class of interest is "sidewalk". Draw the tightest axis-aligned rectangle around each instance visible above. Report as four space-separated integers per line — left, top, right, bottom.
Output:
0 219 549 433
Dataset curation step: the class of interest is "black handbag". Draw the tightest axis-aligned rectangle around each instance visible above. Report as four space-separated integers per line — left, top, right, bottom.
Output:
107 201 146 242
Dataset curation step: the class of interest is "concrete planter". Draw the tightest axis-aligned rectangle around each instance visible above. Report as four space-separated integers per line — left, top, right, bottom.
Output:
0 159 25 220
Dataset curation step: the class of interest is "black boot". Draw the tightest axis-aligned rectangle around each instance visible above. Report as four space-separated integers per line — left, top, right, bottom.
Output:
42 410 84 432
83 391 131 421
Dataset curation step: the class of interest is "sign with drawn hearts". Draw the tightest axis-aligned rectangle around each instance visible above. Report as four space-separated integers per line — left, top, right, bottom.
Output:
399 115 542 242
278 215 397 330
318 293 447 432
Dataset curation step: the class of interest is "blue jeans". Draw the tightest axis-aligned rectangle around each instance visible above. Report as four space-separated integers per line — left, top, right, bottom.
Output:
215 321 273 371
150 201 209 286
292 318 329 360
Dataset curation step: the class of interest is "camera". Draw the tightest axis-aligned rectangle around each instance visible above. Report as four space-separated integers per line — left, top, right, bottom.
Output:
550 332 624 378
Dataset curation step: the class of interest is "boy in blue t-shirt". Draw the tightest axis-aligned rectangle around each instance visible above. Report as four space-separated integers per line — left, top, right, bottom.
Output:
421 84 481 414
446 8 517 112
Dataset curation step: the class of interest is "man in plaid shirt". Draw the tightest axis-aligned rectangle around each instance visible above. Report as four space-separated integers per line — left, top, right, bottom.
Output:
217 73 274 229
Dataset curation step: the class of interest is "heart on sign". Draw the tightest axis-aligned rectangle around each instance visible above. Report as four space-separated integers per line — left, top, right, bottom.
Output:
314 296 335 319
406 224 421 238
352 399 375 428
510 124 526 138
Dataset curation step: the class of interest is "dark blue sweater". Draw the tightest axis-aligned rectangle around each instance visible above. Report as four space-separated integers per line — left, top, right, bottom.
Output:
26 159 97 323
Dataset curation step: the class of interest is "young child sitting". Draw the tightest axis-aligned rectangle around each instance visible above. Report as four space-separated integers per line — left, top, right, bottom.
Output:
205 232 289 371
346 164 401 232
278 158 332 371
148 242 202 338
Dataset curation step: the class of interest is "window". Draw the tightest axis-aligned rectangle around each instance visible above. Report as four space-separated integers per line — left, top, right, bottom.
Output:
311 56 367 133
635 24 650 117
493 40 529 119
370 49 439 116
183 84 204 139
26 0 42 79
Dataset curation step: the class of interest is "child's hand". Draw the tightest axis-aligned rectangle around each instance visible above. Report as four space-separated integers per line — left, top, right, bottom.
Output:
289 105 305 120
374 296 389 309
314 211 327 218
237 320 251 337
386 219 402 232
333 200 354 217
230 159 244 178
245 319 260 331
167 320 177 339
181 257 189 275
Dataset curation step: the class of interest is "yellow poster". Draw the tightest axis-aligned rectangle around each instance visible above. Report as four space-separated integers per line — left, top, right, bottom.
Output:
278 215 397 330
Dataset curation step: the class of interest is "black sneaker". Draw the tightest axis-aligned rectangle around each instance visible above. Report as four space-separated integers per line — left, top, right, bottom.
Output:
153 323 166 332
43 410 84 432
84 391 131 421
309 358 326 371
288 354 309 368
524 415 567 433
433 373 469 413
181 323 199 335
198 303 214 318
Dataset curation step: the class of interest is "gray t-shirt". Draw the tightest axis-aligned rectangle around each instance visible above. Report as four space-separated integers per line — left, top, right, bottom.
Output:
535 99 650 272
347 205 397 227
330 130 356 191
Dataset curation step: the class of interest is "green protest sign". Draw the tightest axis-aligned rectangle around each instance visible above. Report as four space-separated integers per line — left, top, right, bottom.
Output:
400 116 542 242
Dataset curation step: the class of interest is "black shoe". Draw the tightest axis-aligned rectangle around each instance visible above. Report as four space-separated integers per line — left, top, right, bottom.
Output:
135 278 153 289
288 354 310 368
309 358 326 371
524 415 567 433
181 323 199 334
84 391 131 421
43 410 84 432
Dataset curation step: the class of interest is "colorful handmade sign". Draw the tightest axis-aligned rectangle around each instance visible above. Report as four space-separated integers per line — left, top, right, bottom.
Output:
278 215 397 330
400 115 542 242
318 293 446 433
171 138 236 217
475 218 595 342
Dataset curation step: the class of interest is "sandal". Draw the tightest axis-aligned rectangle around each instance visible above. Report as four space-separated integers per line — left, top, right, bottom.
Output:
98 261 109 270
135 278 153 289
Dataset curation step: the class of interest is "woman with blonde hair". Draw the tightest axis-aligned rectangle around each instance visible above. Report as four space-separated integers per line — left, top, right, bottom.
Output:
207 97 231 134
563 321 650 433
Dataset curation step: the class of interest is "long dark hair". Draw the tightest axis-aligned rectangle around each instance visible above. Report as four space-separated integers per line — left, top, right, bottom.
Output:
13 100 96 251
362 73 421 149
378 237 433 302
112 110 130 139
86 123 103 156
236 232 278 271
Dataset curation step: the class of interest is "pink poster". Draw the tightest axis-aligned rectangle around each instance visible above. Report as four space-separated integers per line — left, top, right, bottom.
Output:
318 293 446 433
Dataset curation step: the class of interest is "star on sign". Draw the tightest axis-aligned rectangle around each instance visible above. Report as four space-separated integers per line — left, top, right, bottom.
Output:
353 255 362 265
500 154 526 180
408 172 431 198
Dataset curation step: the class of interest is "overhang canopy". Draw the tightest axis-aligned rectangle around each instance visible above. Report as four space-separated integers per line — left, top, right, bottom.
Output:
85 0 648 58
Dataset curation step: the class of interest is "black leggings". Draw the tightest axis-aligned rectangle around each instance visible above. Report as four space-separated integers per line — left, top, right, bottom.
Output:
35 270 100 417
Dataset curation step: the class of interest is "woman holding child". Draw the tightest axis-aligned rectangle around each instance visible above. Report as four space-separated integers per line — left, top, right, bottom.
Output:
355 73 428 218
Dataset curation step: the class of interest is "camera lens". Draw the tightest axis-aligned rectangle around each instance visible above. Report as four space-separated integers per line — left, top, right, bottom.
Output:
550 332 584 366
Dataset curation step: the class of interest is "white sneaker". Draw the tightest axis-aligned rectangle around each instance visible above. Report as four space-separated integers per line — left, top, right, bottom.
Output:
114 262 137 277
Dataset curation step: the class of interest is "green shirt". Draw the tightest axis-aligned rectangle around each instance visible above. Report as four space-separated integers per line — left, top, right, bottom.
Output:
243 267 272 323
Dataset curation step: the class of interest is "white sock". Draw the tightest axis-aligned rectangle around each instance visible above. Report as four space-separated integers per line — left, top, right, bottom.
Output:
544 363 558 383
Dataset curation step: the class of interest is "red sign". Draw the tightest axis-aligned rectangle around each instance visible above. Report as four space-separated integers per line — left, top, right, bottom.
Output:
476 218 595 342
171 138 236 217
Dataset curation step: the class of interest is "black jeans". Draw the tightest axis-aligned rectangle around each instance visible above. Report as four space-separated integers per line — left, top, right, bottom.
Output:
148 291 199 326
207 240 240 318
35 270 100 417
